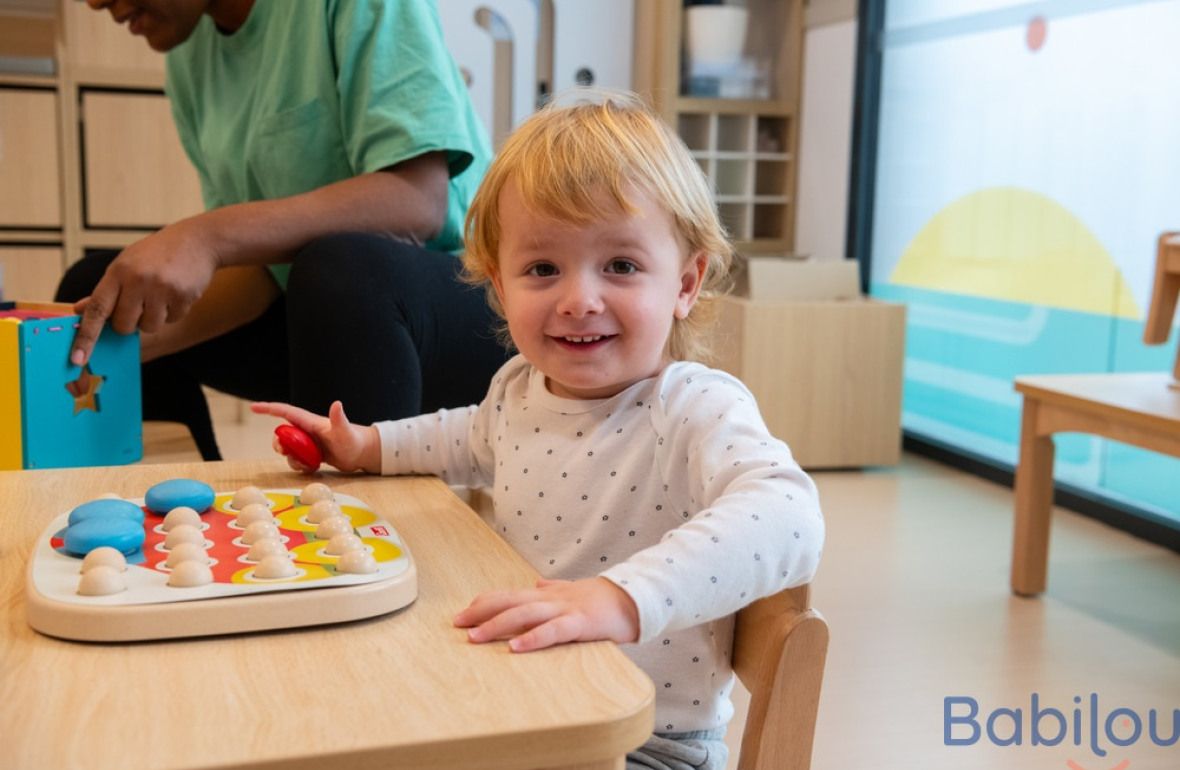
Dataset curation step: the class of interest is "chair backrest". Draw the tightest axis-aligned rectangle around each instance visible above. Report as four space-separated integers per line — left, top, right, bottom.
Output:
1143 231 1180 381
732 584 829 770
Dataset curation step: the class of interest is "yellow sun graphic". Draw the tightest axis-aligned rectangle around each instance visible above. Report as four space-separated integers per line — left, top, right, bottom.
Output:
890 187 1140 318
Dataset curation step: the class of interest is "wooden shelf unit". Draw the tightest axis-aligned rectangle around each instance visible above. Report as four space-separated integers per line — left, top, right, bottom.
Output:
634 0 804 255
0 17 63 302
0 2 202 303
56 0 203 264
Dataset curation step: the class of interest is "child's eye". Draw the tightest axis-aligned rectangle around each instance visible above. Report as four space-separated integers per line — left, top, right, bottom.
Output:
527 263 558 277
606 259 638 275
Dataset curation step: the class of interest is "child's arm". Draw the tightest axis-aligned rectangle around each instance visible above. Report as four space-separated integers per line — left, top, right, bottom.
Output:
600 369 825 644
251 400 381 474
453 577 640 652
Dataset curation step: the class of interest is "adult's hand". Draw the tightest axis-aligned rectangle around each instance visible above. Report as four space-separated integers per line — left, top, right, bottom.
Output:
70 216 221 366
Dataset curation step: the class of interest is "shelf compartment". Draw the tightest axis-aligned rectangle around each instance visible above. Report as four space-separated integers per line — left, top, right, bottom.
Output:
716 114 752 152
0 245 64 301
755 115 789 154
754 159 789 197
714 158 751 198
80 89 204 229
719 202 751 242
752 203 789 241
0 87 61 228
677 112 712 152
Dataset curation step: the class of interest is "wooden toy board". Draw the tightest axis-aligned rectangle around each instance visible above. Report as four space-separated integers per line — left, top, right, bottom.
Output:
26 488 417 642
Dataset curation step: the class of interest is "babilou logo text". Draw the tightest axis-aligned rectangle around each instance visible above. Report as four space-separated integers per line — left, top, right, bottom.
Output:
944 694 1178 759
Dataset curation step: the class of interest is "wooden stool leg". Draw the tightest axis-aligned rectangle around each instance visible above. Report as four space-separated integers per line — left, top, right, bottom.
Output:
1011 399 1055 596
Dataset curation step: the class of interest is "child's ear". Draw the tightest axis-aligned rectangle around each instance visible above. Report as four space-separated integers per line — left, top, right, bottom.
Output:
674 251 709 320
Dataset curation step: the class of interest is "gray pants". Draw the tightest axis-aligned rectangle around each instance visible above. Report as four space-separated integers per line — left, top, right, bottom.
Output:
626 728 729 770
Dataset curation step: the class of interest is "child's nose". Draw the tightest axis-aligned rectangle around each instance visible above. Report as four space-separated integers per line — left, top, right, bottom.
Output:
556 275 604 317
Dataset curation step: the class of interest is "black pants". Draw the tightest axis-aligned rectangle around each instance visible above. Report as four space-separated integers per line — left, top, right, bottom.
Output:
56 233 510 460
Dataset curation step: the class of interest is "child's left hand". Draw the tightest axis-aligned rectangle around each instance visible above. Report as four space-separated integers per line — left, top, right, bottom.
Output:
454 577 640 652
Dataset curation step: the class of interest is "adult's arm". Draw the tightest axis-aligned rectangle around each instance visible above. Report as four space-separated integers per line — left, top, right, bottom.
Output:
69 151 448 366
136 265 278 363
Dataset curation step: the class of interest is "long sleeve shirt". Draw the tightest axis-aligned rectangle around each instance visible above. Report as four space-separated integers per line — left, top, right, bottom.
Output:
375 355 824 732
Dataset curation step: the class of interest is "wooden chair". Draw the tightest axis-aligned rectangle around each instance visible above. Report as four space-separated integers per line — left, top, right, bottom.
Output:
464 487 831 767
731 584 829 770
1143 231 1180 384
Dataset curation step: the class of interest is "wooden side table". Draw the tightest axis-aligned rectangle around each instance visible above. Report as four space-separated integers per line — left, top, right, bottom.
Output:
1010 373 1180 596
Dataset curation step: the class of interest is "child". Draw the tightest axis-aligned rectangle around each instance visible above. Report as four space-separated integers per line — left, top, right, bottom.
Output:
253 91 823 769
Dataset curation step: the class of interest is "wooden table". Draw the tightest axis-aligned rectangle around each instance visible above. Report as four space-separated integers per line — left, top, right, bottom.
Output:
0 460 654 770
1010 373 1180 596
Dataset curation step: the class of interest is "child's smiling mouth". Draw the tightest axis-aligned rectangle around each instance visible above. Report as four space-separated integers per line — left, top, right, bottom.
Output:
553 334 616 348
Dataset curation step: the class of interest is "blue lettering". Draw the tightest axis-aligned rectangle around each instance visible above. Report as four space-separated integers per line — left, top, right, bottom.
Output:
1089 693 1107 757
986 707 1023 746
944 697 981 746
1149 709 1180 747
1105 708 1142 747
1031 693 1067 746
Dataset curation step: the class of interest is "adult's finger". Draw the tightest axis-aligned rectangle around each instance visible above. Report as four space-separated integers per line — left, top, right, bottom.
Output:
164 297 192 323
139 300 168 334
70 289 116 366
108 283 145 335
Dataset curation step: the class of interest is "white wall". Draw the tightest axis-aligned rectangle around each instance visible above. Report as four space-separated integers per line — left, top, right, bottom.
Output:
795 17 858 263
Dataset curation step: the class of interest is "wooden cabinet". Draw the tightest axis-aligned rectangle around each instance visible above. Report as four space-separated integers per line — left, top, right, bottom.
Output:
0 246 65 301
634 0 803 254
0 3 202 295
0 85 62 229
80 90 202 228
55 0 201 260
1 14 65 303
59 0 165 79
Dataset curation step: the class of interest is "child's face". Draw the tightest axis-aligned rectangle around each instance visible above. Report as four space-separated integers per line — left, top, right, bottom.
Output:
492 181 706 400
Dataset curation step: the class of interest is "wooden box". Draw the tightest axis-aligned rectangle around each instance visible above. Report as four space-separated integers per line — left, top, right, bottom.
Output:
711 294 906 468
1 302 141 470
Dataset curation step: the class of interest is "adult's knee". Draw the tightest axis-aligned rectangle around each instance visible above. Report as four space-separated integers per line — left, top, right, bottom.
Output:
287 233 453 314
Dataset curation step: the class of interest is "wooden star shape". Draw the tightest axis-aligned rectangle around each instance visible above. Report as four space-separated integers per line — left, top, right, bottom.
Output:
65 364 104 415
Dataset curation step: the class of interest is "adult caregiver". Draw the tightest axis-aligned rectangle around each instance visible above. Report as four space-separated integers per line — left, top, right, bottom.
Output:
58 0 509 460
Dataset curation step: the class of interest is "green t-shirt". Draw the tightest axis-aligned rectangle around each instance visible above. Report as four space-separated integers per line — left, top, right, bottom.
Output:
165 0 491 285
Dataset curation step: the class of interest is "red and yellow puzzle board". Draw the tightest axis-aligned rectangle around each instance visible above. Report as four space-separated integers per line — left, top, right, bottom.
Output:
26 488 417 642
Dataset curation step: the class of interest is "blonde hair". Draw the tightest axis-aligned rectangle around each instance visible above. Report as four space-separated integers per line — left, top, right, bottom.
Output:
462 90 733 362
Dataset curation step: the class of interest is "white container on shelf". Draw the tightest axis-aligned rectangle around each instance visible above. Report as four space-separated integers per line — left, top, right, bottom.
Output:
684 5 748 73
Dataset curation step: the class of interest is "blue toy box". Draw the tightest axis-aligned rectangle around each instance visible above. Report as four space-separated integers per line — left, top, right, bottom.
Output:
1 302 142 470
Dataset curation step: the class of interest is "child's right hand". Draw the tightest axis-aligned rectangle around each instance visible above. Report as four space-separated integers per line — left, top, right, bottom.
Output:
250 400 380 474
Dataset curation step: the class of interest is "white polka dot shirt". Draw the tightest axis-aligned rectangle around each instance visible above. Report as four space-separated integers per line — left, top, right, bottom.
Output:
375 355 824 732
